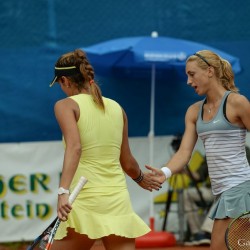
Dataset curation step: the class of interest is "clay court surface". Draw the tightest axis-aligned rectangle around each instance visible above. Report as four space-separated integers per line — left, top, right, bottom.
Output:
0 241 210 250
91 240 210 250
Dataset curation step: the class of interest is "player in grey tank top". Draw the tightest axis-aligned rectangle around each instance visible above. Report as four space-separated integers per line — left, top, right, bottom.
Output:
197 91 250 196
146 50 250 250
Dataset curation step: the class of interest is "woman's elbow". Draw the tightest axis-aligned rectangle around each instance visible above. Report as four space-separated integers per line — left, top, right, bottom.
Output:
68 143 82 157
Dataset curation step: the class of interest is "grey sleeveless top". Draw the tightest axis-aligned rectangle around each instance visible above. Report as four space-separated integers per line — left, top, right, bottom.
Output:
196 91 250 195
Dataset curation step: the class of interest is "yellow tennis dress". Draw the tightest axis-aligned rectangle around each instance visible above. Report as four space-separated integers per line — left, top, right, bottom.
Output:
55 94 150 239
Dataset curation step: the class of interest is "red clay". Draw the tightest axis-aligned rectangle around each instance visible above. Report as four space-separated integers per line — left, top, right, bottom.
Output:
91 240 209 250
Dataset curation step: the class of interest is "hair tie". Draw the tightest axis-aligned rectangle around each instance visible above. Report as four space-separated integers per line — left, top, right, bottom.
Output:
89 79 94 85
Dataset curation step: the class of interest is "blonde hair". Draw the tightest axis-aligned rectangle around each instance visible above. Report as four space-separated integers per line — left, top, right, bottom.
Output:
55 49 105 110
187 50 239 92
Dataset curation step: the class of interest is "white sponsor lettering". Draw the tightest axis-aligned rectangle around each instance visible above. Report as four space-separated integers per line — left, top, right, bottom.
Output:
144 52 187 62
238 239 250 246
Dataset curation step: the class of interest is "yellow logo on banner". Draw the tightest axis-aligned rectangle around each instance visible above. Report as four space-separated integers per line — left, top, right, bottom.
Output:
0 173 55 220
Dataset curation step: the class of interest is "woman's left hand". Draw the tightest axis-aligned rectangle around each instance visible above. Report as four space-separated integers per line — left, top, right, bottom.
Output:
137 171 163 191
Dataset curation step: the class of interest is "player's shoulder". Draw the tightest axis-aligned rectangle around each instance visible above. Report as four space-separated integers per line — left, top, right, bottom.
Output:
187 100 203 114
54 97 78 112
228 92 249 106
54 97 67 107
185 101 203 123
103 96 116 104
103 96 122 108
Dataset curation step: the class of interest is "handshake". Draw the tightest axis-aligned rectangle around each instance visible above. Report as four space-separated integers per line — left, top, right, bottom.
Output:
132 165 172 192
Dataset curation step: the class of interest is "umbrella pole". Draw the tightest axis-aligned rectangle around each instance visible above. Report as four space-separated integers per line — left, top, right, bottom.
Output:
135 63 176 248
148 63 155 231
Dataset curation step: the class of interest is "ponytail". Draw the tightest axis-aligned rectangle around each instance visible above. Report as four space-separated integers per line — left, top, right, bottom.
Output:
56 49 105 110
89 79 105 110
220 59 238 92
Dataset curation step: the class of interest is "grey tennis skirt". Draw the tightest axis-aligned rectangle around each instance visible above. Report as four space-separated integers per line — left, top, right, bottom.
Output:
209 180 250 220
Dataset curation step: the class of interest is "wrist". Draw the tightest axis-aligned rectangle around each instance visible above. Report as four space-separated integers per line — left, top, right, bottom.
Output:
161 166 172 179
58 187 70 195
132 170 144 183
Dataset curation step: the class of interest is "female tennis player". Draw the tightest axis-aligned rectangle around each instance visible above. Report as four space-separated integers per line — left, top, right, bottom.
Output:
147 50 250 250
49 49 161 250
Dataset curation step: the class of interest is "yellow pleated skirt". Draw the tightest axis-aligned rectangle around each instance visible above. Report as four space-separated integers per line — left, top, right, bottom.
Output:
54 187 150 239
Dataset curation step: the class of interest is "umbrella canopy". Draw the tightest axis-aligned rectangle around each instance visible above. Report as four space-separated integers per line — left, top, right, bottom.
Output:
83 33 241 82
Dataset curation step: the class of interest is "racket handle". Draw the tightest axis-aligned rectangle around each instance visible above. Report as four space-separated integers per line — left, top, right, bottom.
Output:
68 176 88 204
44 177 88 250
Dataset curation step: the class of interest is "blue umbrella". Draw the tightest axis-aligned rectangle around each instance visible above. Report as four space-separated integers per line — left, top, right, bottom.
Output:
83 32 241 81
83 33 241 236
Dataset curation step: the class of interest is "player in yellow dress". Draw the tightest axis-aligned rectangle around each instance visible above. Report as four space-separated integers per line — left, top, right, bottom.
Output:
49 49 161 250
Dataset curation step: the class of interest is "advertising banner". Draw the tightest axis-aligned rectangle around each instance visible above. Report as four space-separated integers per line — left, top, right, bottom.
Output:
0 141 64 242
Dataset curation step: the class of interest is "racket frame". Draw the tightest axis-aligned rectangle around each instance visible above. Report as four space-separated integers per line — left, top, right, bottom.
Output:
225 210 250 250
27 176 88 250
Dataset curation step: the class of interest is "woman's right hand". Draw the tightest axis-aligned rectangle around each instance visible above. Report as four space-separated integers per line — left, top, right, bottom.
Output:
57 194 72 221
145 165 167 184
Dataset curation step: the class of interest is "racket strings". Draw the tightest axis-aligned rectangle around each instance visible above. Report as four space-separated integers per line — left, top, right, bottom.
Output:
227 216 250 249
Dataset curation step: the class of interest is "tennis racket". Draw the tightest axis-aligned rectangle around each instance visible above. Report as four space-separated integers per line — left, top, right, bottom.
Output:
27 176 88 250
225 211 250 250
